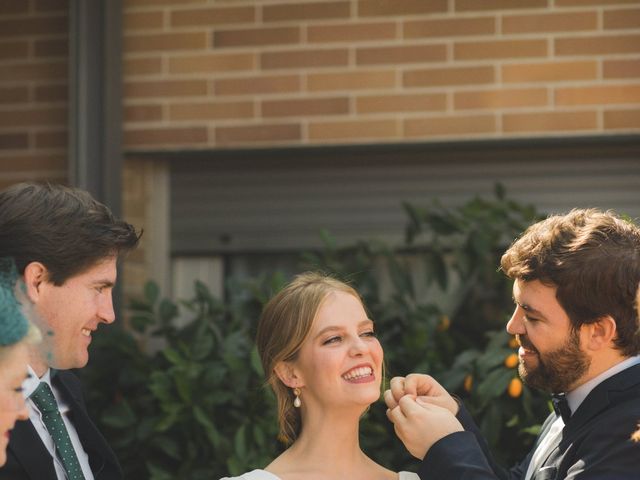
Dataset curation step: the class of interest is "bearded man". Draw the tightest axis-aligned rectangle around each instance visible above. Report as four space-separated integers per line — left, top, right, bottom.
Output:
386 208 640 480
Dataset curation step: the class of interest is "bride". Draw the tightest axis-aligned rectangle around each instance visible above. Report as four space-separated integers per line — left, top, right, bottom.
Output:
222 272 418 480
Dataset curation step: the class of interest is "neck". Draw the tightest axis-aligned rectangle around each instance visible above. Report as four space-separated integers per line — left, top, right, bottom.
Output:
277 404 372 475
28 345 48 378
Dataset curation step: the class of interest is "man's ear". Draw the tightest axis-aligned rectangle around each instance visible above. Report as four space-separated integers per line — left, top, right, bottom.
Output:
583 315 617 351
274 361 304 389
22 262 49 303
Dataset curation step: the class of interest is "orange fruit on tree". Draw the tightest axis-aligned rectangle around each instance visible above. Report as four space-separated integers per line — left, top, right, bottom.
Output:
504 353 519 368
464 374 473 392
508 377 523 398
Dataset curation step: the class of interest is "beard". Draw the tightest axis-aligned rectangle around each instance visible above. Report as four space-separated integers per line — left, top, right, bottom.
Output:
517 329 591 394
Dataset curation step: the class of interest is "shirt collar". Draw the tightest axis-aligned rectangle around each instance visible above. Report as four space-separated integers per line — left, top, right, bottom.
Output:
566 355 640 414
23 365 52 398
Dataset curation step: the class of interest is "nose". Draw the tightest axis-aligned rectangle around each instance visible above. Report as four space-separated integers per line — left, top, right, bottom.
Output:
99 291 116 324
348 335 368 357
506 306 526 335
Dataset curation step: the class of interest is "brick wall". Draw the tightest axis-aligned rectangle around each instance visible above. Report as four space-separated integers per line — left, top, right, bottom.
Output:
122 0 640 150
0 0 68 188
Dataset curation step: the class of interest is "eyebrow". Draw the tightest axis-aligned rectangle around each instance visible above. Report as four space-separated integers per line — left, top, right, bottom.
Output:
92 280 115 288
514 298 546 319
314 319 374 339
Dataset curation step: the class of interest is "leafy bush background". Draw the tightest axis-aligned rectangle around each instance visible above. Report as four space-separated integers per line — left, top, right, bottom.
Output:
82 187 550 479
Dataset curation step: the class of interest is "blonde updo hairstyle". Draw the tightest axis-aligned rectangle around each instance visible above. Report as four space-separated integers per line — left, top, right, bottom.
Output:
255 272 362 445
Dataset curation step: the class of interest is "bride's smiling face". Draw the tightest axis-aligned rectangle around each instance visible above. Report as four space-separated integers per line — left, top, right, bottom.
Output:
292 290 383 410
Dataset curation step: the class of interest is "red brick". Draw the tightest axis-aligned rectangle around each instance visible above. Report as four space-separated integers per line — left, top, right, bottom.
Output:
35 84 67 102
0 16 67 37
125 32 207 53
309 119 399 140
356 44 446 65
124 104 163 123
603 8 640 29
169 101 254 121
405 115 496 137
404 66 494 87
35 130 67 149
261 48 348 70
124 11 164 31
604 109 640 129
169 53 255 74
307 70 396 91
455 88 548 110
0 41 29 60
170 6 255 27
34 0 68 13
0 86 29 104
556 85 640 106
0 2 29 14
34 38 68 57
264 2 350 22
556 34 640 55
308 22 397 43
404 17 495 38
502 61 597 83
124 126 208 147
503 111 597 132
556 0 640 6
455 39 547 60
603 59 640 79
262 97 349 117
215 124 301 145
214 27 300 48
356 93 446 113
215 75 301 96
503 11 596 34
125 80 208 99
456 0 547 10
124 57 163 77
0 62 67 82
359 0 447 17
0 154 66 173
0 107 66 128
0 133 28 150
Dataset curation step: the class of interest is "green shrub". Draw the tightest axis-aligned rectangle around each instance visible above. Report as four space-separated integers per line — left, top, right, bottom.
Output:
83 186 549 478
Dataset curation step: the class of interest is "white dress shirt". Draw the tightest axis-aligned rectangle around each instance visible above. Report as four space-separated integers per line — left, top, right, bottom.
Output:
23 366 95 480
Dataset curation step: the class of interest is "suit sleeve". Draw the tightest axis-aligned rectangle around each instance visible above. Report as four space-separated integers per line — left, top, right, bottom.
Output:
417 404 530 480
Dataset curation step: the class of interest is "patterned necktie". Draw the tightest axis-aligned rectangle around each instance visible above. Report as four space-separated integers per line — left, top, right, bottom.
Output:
30 382 87 480
551 393 572 424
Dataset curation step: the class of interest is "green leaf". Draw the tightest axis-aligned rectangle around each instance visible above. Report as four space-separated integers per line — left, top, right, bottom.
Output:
477 368 514 399
144 281 160 305
101 401 136 429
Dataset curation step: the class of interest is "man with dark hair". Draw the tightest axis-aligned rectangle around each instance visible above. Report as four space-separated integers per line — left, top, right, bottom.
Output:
0 183 140 480
385 209 640 479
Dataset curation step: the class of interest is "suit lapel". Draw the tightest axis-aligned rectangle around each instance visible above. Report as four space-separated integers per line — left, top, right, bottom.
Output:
6 416 57 480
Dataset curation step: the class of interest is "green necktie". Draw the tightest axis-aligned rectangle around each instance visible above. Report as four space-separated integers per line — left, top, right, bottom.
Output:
30 382 87 480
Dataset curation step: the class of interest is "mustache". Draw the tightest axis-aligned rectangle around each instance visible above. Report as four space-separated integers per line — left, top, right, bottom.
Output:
516 334 538 353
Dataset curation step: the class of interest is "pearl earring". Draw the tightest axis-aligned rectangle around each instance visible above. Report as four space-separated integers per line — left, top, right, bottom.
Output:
293 387 301 408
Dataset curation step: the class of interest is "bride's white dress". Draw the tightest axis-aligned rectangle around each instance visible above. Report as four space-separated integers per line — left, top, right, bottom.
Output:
221 469 420 479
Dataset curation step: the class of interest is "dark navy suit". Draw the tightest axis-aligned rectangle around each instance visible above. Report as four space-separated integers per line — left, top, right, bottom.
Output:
418 363 640 480
0 370 122 480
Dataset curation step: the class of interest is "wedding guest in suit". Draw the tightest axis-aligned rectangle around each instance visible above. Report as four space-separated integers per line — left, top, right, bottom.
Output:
385 208 640 480
222 272 419 480
0 183 140 480
0 259 39 467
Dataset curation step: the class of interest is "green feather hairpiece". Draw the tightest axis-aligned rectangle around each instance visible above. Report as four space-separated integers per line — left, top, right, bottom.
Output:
0 257 29 346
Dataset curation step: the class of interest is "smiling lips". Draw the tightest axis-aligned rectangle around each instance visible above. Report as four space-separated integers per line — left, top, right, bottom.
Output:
341 365 374 383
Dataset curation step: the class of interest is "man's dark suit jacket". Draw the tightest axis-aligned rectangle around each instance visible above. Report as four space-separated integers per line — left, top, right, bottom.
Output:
0 370 122 480
418 363 640 480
